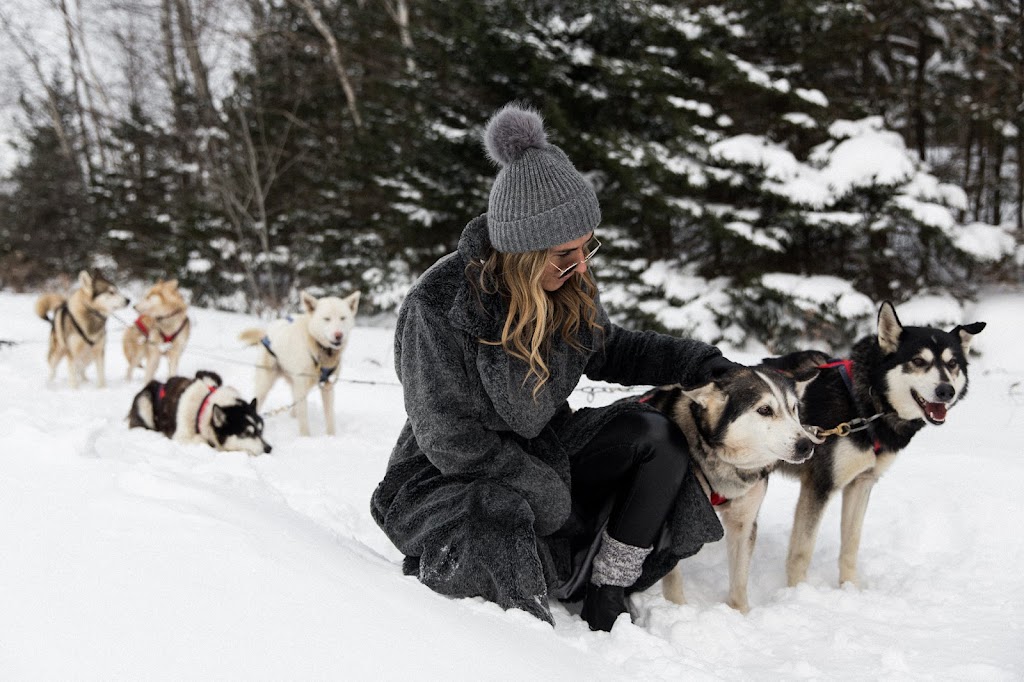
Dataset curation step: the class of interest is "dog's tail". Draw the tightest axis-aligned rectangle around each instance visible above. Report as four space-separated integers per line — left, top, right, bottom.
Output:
128 383 159 430
35 293 65 322
238 328 266 346
195 370 223 388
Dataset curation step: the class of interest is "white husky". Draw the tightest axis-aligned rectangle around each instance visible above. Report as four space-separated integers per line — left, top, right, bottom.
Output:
239 290 360 436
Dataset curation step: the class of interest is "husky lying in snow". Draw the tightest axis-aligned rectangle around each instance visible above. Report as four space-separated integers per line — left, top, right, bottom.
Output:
35 270 130 389
641 364 819 612
128 370 271 455
239 290 360 436
762 301 985 587
123 278 191 383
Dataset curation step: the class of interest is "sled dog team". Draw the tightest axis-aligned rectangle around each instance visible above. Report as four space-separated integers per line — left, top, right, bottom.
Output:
35 271 360 455
34 270 985 612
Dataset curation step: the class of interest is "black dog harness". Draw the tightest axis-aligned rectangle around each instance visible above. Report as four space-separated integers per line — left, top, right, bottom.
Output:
53 303 98 346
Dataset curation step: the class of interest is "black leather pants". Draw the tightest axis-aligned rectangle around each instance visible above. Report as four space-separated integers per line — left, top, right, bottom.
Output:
570 410 691 548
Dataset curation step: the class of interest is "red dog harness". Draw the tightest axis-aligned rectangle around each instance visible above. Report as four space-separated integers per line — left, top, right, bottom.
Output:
135 316 189 343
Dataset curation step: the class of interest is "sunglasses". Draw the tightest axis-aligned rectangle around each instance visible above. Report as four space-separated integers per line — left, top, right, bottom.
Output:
549 236 602 279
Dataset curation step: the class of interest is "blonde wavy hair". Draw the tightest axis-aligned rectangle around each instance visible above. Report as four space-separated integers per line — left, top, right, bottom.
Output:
468 249 603 398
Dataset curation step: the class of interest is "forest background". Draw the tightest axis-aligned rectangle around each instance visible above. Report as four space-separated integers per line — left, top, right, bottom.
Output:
1 0 1022 351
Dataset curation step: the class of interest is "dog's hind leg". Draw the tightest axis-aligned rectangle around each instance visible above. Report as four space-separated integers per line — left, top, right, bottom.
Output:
321 381 336 435
252 363 276 409
661 563 686 605
46 335 63 385
721 478 768 612
786 481 830 587
838 472 878 586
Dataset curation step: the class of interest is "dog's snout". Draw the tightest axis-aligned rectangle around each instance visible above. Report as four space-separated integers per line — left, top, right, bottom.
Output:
935 383 955 402
264 442 273 454
795 438 814 461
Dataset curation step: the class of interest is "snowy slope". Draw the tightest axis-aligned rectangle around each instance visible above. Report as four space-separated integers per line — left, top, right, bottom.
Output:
0 290 1021 680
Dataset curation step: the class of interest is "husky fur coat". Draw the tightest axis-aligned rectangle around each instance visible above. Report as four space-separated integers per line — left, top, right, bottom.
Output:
370 215 724 618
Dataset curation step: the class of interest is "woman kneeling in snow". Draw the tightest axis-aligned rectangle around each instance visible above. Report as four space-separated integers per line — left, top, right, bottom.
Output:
371 103 732 631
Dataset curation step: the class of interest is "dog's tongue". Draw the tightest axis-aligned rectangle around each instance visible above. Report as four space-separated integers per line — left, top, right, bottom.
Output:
925 401 947 422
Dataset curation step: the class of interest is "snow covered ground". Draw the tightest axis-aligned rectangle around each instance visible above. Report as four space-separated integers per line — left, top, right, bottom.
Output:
0 289 1021 680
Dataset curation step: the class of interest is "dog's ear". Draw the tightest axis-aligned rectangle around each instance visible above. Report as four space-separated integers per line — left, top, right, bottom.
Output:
951 321 986 355
300 290 318 315
249 398 258 410
77 270 93 293
167 279 178 289
877 301 903 355
792 368 819 399
212 405 226 428
680 383 717 409
346 291 361 314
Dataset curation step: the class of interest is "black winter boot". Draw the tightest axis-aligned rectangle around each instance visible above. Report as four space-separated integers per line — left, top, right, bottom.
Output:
581 583 629 632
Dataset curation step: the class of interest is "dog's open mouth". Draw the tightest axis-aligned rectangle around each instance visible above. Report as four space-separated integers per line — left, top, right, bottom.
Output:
912 390 947 425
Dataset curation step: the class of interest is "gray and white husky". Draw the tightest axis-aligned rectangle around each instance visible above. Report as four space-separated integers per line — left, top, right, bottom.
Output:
762 301 985 588
642 364 819 612
128 370 272 456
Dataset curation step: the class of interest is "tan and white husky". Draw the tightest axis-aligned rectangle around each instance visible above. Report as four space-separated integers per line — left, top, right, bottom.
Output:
123 279 191 383
35 270 130 388
239 290 360 436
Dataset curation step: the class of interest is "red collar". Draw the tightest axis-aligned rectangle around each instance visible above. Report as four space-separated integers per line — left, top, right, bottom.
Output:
710 492 728 506
196 386 217 434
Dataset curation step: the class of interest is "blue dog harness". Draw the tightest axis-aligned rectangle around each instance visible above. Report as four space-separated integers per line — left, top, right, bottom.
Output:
260 335 338 384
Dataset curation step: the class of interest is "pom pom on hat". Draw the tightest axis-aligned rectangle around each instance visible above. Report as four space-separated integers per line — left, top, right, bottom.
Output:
483 103 548 167
482 101 601 253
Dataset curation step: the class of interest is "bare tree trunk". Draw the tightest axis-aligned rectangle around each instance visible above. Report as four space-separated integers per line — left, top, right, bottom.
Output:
974 125 988 220
913 27 928 161
234 103 279 306
175 0 216 123
992 131 1006 225
380 0 415 73
69 0 110 170
1017 0 1024 235
0 10 78 170
56 0 99 183
962 117 976 223
288 0 363 128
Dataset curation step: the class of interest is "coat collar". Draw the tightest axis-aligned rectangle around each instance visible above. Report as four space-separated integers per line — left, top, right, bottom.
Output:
447 214 505 341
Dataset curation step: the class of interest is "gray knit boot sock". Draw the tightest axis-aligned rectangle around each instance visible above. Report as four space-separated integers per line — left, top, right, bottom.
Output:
582 531 652 631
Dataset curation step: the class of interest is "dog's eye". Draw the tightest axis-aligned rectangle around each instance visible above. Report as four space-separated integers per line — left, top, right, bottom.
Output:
946 359 957 370
911 357 929 368
757 405 774 417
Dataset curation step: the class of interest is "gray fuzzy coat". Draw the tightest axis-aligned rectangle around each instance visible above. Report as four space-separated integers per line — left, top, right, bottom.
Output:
370 215 723 619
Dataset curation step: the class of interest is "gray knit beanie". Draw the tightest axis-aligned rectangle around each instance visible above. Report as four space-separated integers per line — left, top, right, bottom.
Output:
483 102 601 253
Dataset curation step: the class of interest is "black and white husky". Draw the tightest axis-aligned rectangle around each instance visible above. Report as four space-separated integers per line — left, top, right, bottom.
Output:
128 370 272 456
641 364 819 612
762 301 985 587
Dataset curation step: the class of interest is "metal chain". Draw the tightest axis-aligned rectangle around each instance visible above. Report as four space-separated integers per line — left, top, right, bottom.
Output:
811 412 885 439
